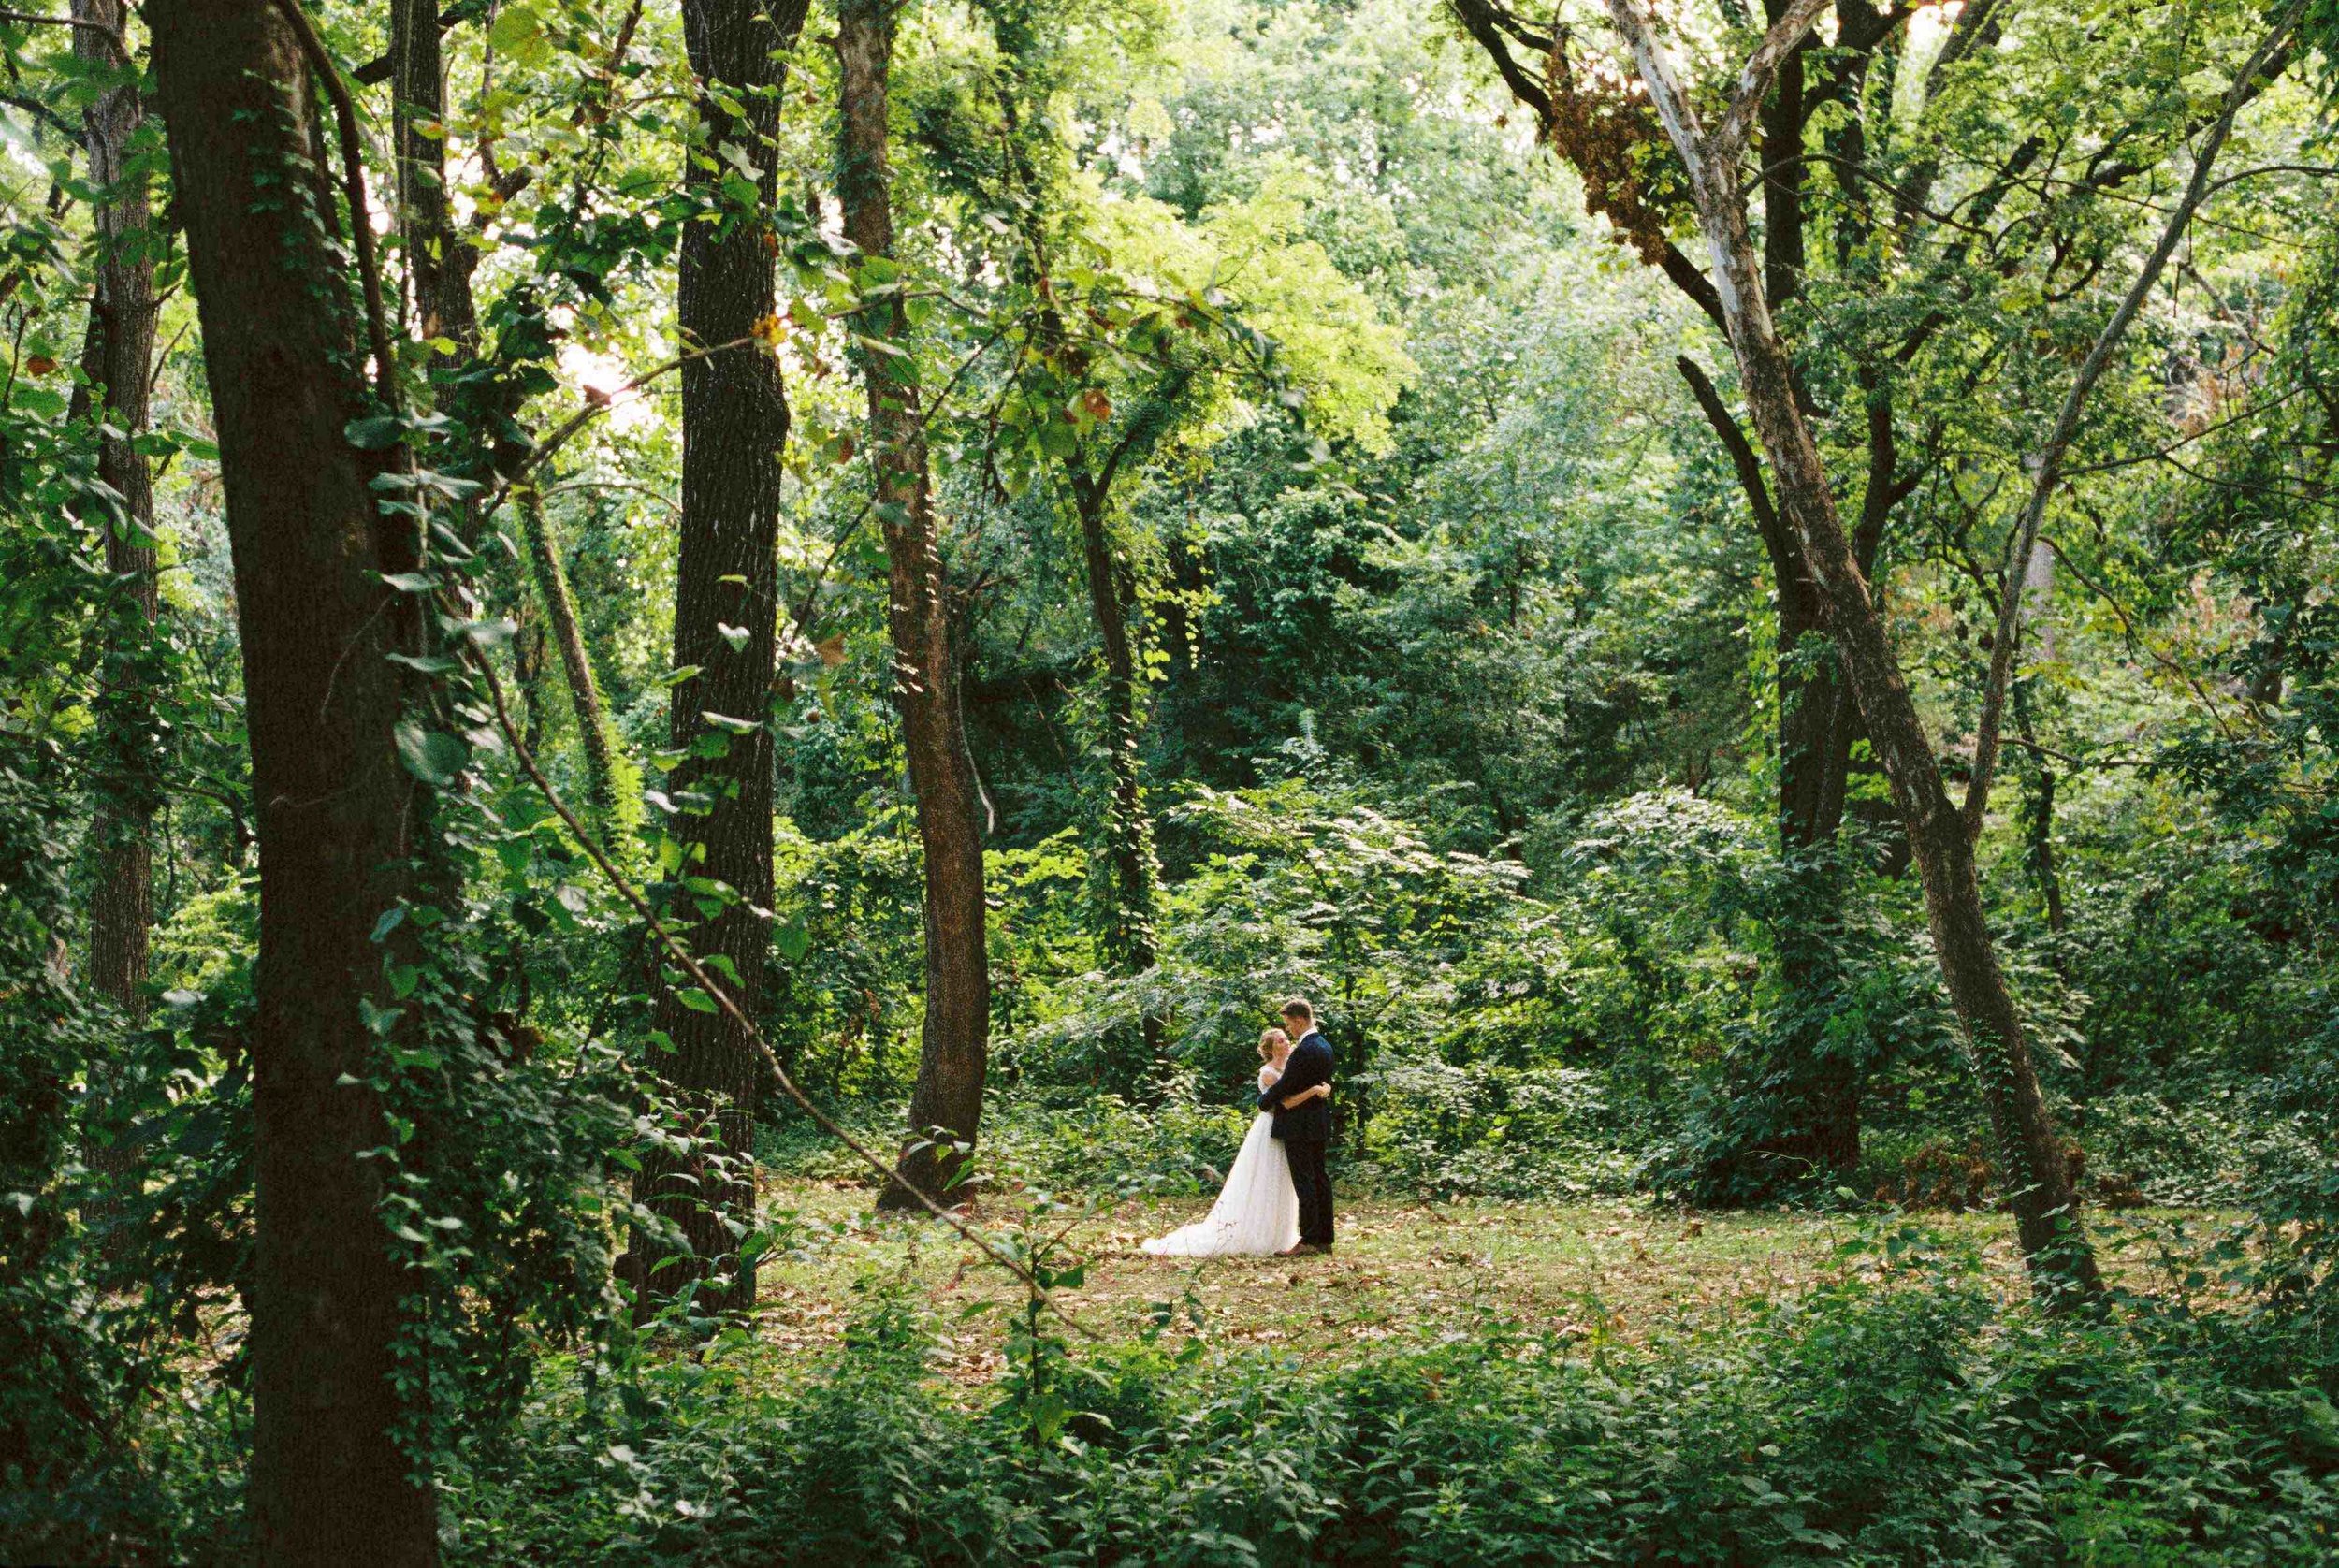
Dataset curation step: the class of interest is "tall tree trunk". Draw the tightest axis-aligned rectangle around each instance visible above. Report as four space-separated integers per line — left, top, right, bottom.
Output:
983 35 1164 1035
623 0 808 1316
517 484 626 831
151 0 442 1555
1071 477 1161 991
1678 354 1860 1185
1607 0 2100 1301
389 0 475 349
2013 684 2068 942
835 0 992 1211
73 0 161 1227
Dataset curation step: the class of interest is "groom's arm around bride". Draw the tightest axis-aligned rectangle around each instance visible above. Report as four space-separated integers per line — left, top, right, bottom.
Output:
1258 1030 1331 1136
1260 998 1336 1254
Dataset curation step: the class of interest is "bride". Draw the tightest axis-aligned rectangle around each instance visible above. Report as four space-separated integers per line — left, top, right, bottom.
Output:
1142 1029 1329 1257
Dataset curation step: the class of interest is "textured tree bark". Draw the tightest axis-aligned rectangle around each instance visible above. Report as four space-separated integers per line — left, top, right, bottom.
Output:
1606 0 2100 1301
836 0 993 1210
150 0 441 1556
72 0 161 1227
517 485 624 829
623 0 808 1315
388 0 475 348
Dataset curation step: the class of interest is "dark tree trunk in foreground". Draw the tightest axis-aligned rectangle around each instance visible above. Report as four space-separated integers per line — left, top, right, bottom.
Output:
151 0 441 1556
389 0 475 348
623 0 808 1315
1607 0 2099 1301
836 0 992 1209
73 0 161 1222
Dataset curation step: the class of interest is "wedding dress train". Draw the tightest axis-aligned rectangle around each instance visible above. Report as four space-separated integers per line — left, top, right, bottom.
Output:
1141 1106 1301 1257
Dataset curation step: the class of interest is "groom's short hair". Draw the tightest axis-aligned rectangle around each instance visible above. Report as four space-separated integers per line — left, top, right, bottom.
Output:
1280 997 1315 1024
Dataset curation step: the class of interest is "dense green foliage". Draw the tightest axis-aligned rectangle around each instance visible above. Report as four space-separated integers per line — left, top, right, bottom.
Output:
444 1224 2339 1566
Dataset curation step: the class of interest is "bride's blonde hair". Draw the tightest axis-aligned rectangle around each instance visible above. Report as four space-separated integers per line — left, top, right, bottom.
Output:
1257 1027 1291 1062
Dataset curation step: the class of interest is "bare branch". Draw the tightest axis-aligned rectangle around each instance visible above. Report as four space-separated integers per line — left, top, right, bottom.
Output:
0 7 121 43
1713 0 1832 167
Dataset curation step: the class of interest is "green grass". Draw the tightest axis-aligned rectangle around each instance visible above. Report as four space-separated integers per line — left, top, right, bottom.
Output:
754 1180 2230 1383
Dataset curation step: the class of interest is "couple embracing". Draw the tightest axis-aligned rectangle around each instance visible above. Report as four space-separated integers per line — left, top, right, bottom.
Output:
1143 998 1336 1259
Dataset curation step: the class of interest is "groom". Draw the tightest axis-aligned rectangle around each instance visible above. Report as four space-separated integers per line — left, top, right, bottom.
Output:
1259 997 1334 1256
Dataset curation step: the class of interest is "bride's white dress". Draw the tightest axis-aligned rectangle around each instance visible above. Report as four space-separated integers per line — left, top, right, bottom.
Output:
1141 1066 1300 1257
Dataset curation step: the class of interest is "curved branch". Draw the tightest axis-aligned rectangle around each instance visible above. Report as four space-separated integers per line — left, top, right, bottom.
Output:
1676 354 1788 578
1963 3 2299 837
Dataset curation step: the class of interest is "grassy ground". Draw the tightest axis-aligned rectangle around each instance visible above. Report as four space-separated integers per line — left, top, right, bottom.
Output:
753 1180 2227 1385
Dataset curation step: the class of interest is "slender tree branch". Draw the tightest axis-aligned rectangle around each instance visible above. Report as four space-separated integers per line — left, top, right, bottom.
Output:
1713 0 1832 167
2041 535 2240 741
1 87 79 139
477 336 760 526
1962 4 2298 838
0 7 122 43
1676 353 1790 579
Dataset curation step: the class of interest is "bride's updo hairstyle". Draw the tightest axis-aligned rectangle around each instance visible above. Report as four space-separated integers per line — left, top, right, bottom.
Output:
1257 1027 1290 1062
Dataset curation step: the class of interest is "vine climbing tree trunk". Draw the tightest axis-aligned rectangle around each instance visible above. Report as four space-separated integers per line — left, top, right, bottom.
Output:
72 0 161 1228
151 0 441 1555
1605 0 2102 1302
836 0 993 1210
1071 474 1162 995
621 0 809 1316
389 0 475 349
983 24 1165 1048
517 485 625 831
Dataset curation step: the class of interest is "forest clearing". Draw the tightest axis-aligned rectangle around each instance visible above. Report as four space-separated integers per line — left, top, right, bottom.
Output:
754 1187 2242 1374
7 0 2339 1559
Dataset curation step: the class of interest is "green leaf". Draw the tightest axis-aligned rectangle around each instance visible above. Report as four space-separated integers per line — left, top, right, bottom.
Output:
345 414 405 451
486 2 540 51
394 720 468 787
675 987 720 1014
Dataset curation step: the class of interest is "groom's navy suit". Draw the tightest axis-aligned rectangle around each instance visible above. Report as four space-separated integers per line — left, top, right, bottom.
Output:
1260 1029 1335 1248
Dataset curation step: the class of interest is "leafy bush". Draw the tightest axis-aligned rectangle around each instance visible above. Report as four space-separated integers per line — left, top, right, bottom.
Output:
440 1221 2339 1566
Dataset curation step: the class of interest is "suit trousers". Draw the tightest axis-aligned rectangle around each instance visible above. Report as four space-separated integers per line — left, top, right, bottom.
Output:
1286 1135 1333 1247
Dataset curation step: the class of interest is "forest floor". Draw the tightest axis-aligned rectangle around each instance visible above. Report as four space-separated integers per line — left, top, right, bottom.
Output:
753 1181 2234 1385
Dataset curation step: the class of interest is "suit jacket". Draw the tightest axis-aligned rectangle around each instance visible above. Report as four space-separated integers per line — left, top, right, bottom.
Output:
1259 1030 1332 1143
